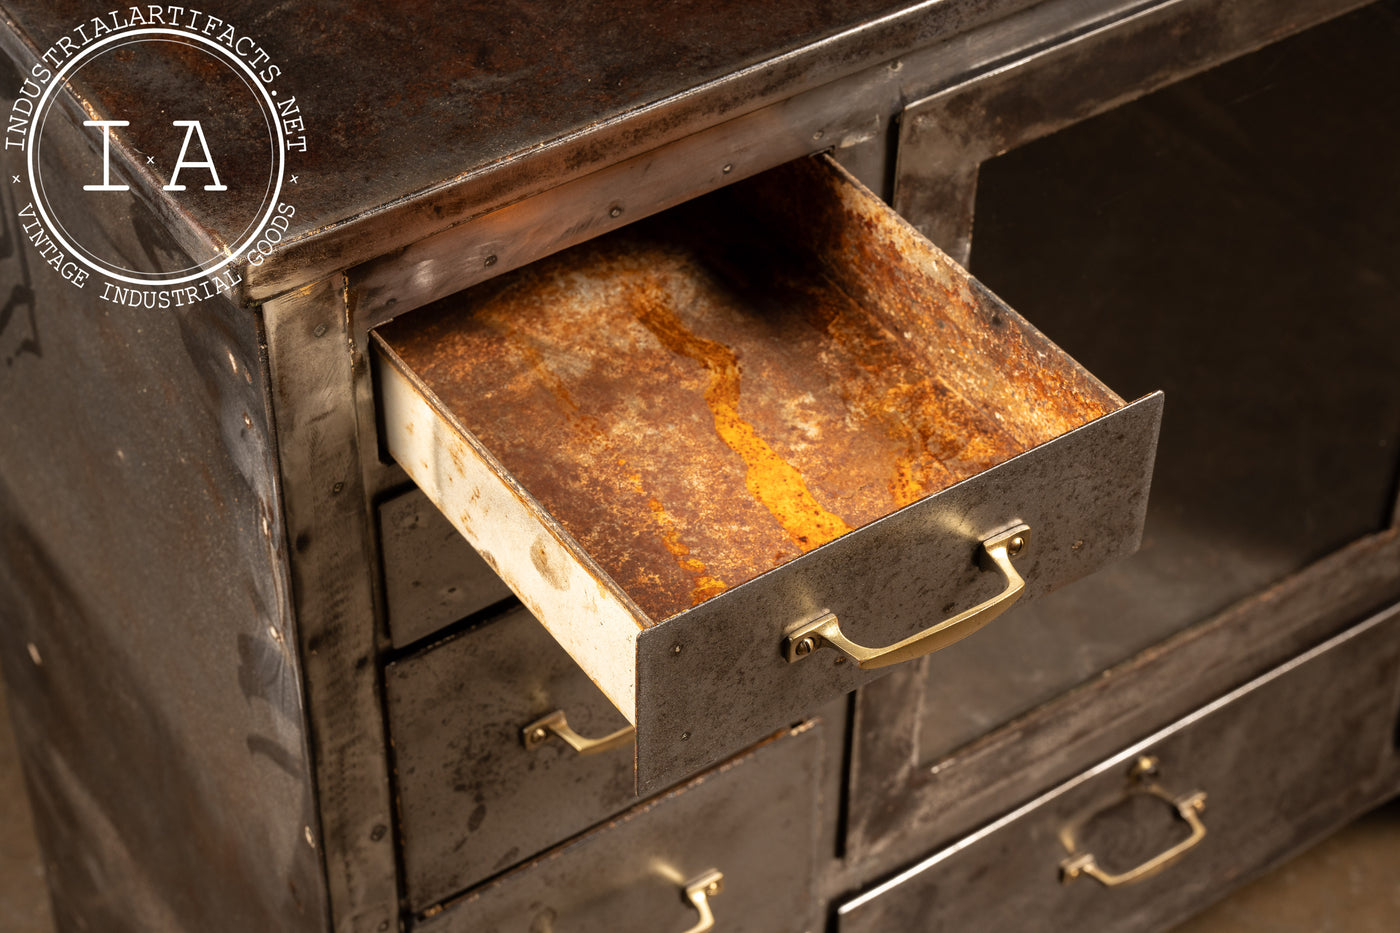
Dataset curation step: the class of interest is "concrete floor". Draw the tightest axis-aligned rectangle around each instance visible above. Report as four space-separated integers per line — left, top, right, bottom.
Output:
2 677 1397 932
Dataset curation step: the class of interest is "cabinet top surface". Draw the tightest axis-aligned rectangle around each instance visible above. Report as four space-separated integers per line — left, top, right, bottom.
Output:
0 0 1007 294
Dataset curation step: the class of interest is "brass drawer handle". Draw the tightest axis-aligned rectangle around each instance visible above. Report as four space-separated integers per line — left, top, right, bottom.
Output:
783 524 1030 669
1060 757 1208 888
521 709 634 755
681 869 724 933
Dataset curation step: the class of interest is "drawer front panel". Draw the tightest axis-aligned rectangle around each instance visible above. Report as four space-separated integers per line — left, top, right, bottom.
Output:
379 487 513 647
416 721 822 932
387 605 637 909
837 603 1400 933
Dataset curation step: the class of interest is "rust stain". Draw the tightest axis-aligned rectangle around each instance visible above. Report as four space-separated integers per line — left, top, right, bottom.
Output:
627 282 855 552
625 467 729 607
646 497 729 606
530 535 568 591
380 155 1122 623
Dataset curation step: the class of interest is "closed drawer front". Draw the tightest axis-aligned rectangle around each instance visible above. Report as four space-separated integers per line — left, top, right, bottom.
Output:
414 720 822 932
379 486 514 647
387 603 636 910
837 602 1400 933
374 153 1163 791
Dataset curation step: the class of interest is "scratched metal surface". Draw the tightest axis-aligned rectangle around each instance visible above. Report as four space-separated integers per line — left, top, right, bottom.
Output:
416 720 822 933
0 137 326 933
0 0 1050 296
379 156 1120 623
378 486 514 648
835 605 1400 933
386 603 637 911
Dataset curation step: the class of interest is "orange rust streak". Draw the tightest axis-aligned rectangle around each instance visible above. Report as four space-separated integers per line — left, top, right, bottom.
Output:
645 496 729 607
629 285 856 552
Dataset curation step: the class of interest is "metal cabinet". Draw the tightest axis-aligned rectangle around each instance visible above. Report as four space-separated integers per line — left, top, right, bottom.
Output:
374 154 1162 793
417 721 824 933
837 605 1400 932
1 2 1397 933
386 604 637 909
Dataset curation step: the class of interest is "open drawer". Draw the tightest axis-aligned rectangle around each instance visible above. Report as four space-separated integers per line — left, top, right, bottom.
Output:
372 154 1163 792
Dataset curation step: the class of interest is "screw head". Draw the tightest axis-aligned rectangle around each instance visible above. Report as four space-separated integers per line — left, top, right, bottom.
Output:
528 727 548 744
1129 754 1159 780
312 322 328 338
705 881 720 896
1007 535 1025 556
721 163 734 174
609 205 623 218
672 644 683 656
794 636 816 657
681 731 691 741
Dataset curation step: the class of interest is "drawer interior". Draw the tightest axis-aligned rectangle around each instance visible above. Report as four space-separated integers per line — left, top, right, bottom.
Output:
377 156 1121 624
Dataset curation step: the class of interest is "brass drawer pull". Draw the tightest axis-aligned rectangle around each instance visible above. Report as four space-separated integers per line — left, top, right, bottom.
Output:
1060 757 1208 888
783 524 1030 669
521 710 634 755
680 869 724 933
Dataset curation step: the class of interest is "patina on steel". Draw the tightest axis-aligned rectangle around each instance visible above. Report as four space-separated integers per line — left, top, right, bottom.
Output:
1 0 1387 930
836 604 1400 932
377 153 1163 792
416 720 823 932
378 155 1120 625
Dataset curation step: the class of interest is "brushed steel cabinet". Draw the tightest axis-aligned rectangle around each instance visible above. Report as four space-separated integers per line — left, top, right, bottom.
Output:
1 2 1396 932
416 722 824 933
837 605 1400 932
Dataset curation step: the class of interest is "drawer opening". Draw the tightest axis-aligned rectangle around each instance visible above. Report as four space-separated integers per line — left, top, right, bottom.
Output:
374 154 1160 789
377 157 1122 624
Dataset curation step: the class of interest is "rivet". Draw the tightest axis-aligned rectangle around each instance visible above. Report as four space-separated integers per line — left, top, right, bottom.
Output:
672 644 683 656
484 254 498 267
332 482 345 495
681 731 691 741
1008 536 1025 556
529 727 548 744
609 205 623 218
312 323 328 338
1130 755 1159 780
705 881 720 896
812 129 825 141
794 636 816 657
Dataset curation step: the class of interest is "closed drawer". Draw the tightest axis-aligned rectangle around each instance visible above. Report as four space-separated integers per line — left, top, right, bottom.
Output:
379 487 514 647
387 603 636 910
414 720 822 931
373 153 1163 792
836 602 1400 933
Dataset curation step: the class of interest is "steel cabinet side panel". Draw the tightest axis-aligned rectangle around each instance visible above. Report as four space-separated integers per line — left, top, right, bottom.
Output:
0 117 327 933
417 722 823 933
836 604 1400 933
